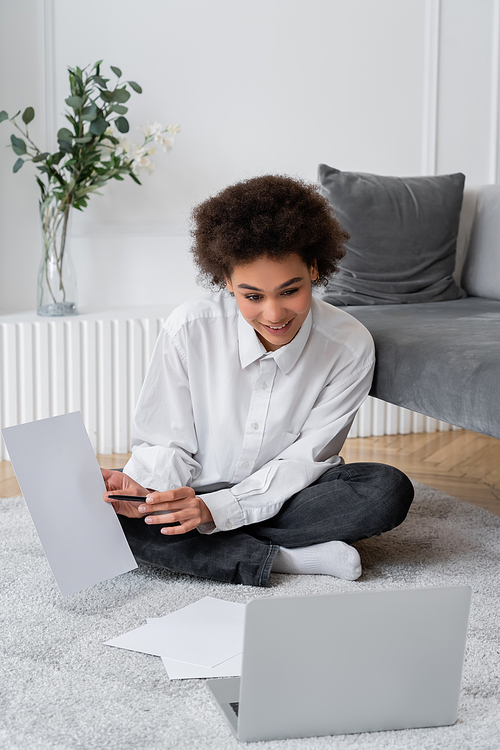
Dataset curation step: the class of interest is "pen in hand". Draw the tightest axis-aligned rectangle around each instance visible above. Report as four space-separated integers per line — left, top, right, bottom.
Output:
107 494 149 502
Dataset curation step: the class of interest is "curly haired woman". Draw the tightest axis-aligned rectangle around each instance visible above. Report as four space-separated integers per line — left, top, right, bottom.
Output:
102 174 414 586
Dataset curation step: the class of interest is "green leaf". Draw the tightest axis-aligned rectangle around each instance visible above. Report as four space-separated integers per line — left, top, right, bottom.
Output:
59 140 73 153
93 59 103 70
74 135 93 144
65 95 84 110
89 117 108 136
110 65 122 78
115 116 129 133
114 174 124 180
36 176 46 194
0 110 9 123
100 90 114 103
13 157 24 173
32 152 50 162
10 134 27 155
113 88 131 104
129 171 142 185
94 75 108 88
52 152 64 165
128 81 142 94
82 103 98 121
22 107 35 124
57 127 74 142
109 104 128 115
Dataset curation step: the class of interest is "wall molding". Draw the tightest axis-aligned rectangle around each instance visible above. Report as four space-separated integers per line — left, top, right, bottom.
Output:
421 0 441 176
489 0 500 184
42 0 57 153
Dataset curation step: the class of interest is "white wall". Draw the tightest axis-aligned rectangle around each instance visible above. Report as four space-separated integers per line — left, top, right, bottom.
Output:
0 0 46 315
1 0 499 314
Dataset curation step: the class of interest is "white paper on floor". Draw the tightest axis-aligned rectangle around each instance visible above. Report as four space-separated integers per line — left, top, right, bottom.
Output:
161 652 243 680
105 596 245 679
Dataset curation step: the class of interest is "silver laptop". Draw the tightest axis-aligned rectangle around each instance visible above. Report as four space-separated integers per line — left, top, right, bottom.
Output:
206 585 471 743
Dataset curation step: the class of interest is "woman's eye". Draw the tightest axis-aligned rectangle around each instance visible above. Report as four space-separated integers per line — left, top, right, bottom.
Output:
281 288 298 296
245 295 262 301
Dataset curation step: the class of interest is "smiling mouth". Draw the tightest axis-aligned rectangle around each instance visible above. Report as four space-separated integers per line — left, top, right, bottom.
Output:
262 319 293 333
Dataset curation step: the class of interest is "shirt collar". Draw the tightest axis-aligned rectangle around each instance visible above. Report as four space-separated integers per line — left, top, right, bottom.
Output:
238 307 313 374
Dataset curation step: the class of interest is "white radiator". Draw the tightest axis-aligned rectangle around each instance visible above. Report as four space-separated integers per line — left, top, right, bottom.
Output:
0 306 452 461
0 307 173 460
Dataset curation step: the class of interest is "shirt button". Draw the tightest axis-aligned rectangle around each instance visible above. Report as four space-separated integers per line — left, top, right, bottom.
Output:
261 382 267 390
252 422 259 430
242 461 250 469
225 520 232 529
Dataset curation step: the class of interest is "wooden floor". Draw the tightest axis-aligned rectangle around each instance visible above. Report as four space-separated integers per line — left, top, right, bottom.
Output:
1 429 499 516
342 429 500 516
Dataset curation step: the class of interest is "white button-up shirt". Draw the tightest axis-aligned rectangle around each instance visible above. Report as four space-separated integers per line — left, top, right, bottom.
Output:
124 293 375 533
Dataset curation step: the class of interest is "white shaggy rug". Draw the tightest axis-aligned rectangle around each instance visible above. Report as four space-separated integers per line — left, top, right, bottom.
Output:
1 482 499 750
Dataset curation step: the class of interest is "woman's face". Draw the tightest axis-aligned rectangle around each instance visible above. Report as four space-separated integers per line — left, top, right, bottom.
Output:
225 254 318 351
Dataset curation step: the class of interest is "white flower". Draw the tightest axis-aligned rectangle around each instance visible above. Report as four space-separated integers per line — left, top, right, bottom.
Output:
129 146 155 174
114 138 133 157
110 121 178 175
159 135 174 153
141 122 164 141
132 145 146 159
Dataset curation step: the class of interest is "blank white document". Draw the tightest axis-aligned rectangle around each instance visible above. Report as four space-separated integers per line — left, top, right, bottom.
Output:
2 412 137 596
106 597 245 679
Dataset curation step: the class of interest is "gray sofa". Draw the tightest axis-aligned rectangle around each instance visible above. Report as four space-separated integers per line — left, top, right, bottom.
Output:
319 173 500 440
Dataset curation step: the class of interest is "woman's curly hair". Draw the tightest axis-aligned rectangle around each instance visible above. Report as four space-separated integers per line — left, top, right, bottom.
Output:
190 174 348 288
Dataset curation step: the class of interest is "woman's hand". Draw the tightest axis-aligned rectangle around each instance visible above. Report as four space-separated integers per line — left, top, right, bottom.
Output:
101 469 150 518
137 486 214 534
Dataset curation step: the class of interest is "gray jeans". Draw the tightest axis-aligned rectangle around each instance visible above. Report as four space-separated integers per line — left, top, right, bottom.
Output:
118 462 414 587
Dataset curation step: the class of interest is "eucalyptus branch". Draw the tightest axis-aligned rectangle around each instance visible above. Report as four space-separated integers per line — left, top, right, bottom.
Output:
9 115 67 187
1 60 178 311
11 118 36 149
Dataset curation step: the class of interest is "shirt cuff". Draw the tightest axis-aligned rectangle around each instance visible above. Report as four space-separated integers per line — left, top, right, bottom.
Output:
197 488 245 534
123 458 172 493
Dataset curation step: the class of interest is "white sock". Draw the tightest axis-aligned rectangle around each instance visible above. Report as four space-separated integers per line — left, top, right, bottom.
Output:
271 541 362 581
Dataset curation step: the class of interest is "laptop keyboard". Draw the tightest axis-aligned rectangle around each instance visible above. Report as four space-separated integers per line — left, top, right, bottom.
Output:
229 702 239 716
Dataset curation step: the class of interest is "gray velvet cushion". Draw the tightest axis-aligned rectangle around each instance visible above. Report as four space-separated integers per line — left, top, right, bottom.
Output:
318 165 467 305
344 297 500 439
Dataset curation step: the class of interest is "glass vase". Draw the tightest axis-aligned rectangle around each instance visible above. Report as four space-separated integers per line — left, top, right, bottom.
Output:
37 201 78 316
